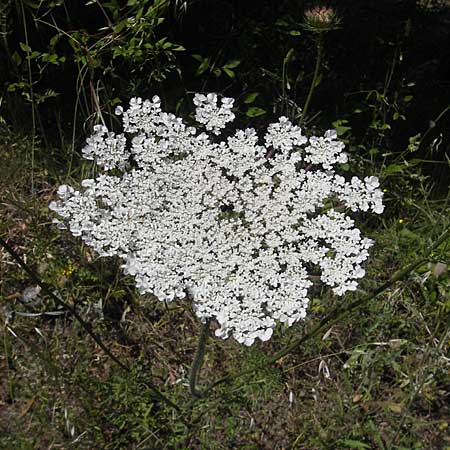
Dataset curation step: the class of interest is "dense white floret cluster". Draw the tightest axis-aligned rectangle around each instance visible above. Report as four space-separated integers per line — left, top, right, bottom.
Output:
50 93 384 346
193 93 235 135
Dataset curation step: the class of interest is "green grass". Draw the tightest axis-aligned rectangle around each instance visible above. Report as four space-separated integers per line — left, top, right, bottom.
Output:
1 127 449 449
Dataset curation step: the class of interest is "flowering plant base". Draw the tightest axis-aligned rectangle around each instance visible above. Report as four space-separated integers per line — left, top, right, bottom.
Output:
50 93 384 346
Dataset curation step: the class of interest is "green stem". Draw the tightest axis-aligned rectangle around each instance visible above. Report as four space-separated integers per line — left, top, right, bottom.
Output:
189 320 210 398
299 37 323 127
201 225 450 396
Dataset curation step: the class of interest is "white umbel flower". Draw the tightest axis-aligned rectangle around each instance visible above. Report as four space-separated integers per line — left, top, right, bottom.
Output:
50 93 384 345
194 93 235 134
304 129 348 169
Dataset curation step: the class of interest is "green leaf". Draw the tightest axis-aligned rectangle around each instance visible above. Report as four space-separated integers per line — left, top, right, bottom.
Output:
223 67 235 78
244 92 259 104
246 107 266 117
336 126 351 135
339 439 371 449
399 228 420 240
49 34 61 47
275 19 289 27
370 120 391 130
384 164 404 174
386 402 403 413
7 81 28 92
196 58 210 76
41 53 59 64
156 37 167 47
407 134 421 152
20 42 32 53
114 19 129 34
288 30 301 36
223 59 241 69
332 120 351 136
12 51 22 66
283 48 295 65
404 95 413 102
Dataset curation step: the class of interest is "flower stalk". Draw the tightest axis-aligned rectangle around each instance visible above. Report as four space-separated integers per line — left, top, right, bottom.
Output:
189 320 210 398
300 37 323 127
300 4 340 126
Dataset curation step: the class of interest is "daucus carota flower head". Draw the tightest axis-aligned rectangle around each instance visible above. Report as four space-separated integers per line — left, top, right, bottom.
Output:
50 93 384 346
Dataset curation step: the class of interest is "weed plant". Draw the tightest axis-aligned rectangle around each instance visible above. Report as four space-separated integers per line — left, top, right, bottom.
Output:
1 1 450 449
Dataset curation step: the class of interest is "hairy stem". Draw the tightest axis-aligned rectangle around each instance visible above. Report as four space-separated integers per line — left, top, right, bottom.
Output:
299 37 323 127
189 320 210 398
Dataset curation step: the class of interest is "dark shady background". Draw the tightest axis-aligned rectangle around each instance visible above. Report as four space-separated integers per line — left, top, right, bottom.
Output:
1 0 449 189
